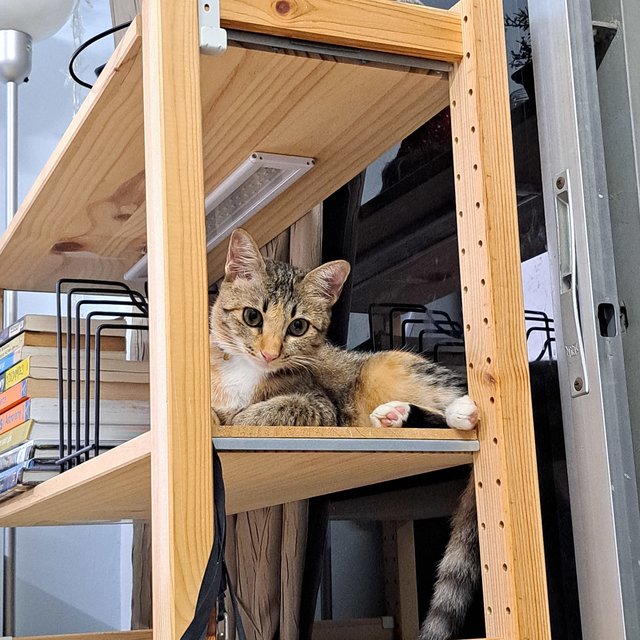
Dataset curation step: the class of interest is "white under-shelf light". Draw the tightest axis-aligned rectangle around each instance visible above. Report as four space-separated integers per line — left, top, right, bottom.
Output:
124 152 315 281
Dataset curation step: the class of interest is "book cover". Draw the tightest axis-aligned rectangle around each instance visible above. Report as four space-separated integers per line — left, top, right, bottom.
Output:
0 420 35 455
8 397 149 426
0 346 132 377
0 315 129 348
0 350 20 377
0 420 148 455
0 377 149 409
0 439 121 473
0 400 30 434
0 358 30 394
0 318 27 347
0 459 60 503
0 380 28 414
0 334 26 361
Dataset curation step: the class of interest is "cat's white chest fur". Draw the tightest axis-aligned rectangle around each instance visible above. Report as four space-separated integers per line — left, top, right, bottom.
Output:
217 355 266 411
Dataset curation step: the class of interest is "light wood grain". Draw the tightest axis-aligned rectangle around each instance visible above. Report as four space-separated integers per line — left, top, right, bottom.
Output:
0 18 145 292
450 1 551 638
0 430 474 525
221 450 471 514
220 0 462 61
0 433 151 526
312 618 394 640
383 521 418 640
213 425 477 440
200 47 449 283
141 1 213 639
0 29 450 292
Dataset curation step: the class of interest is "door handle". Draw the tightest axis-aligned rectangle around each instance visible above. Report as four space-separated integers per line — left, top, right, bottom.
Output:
555 170 589 397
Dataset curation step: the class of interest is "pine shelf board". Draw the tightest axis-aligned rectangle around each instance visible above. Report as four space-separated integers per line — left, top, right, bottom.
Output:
0 11 452 292
0 427 475 526
220 0 463 60
0 432 151 527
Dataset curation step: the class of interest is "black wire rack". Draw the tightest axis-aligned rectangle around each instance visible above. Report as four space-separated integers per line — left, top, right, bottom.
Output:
367 302 555 363
368 302 464 359
55 279 149 471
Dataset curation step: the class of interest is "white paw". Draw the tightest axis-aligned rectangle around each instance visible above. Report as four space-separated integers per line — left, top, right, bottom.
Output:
445 395 478 430
370 401 411 428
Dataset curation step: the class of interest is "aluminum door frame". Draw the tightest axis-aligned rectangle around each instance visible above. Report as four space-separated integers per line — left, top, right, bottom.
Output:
528 0 640 638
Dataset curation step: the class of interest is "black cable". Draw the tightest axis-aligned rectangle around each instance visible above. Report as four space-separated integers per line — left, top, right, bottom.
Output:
68 20 132 89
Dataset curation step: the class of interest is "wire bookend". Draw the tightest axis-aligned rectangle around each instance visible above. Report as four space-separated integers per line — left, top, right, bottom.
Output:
55 278 149 471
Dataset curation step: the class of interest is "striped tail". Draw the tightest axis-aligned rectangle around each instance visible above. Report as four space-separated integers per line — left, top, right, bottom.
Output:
418 474 480 640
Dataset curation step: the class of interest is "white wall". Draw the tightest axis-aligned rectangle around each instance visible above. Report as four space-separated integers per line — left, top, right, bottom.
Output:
0 1 133 633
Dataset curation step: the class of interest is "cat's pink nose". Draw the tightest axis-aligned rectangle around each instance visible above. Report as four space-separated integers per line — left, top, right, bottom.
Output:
261 350 278 363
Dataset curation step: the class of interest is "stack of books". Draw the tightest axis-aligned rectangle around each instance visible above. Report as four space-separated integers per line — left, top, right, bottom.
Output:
0 315 150 503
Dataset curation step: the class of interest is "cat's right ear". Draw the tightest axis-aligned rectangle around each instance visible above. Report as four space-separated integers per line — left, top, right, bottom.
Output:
224 229 265 282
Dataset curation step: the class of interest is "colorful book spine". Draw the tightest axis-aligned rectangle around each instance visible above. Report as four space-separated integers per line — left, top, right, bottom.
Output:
0 318 26 347
0 380 29 414
0 334 26 361
0 358 30 394
0 400 30 435
0 440 34 473
0 350 20 377
0 458 57 502
0 420 34 454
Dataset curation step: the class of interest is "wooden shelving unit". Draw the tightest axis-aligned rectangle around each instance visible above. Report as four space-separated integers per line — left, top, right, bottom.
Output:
0 0 552 639
0 427 476 526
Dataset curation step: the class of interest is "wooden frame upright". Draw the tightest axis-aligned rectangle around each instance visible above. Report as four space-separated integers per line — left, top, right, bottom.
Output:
141 1 213 636
450 1 552 638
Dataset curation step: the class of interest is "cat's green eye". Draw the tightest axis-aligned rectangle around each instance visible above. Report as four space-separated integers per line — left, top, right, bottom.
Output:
243 307 263 327
287 318 309 337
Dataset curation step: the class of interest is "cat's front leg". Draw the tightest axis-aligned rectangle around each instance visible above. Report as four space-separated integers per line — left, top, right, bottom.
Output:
231 393 337 427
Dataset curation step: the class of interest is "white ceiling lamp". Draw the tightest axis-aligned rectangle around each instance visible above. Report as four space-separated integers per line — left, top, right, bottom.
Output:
125 152 315 281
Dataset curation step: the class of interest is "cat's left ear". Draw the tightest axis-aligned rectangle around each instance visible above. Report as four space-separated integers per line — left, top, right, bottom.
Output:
303 260 351 305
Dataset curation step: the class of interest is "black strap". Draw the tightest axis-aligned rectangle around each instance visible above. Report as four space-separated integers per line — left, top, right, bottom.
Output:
180 447 246 640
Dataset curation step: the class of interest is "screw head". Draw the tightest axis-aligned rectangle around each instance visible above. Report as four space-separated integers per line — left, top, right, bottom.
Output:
556 176 566 190
574 377 584 391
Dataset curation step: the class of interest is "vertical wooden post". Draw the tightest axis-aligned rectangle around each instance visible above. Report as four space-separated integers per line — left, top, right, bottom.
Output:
449 1 552 638
382 521 418 640
142 1 213 638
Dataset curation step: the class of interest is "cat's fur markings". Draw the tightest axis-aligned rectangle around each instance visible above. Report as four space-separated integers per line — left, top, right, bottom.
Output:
210 229 481 640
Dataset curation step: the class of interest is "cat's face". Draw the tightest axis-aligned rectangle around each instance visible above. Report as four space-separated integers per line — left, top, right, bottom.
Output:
210 229 350 372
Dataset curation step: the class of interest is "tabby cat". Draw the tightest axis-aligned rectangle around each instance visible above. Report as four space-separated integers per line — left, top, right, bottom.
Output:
210 229 480 640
